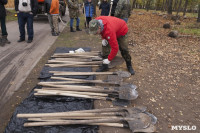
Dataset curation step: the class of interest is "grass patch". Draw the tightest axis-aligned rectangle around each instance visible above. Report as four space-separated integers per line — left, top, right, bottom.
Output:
178 28 200 36
6 9 17 21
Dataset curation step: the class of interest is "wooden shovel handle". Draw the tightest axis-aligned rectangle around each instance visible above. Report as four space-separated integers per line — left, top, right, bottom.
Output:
49 71 115 76
34 91 108 100
47 60 102 64
18 112 124 118
24 118 126 127
51 77 119 85
40 87 115 93
35 89 108 97
38 82 94 89
46 64 99 67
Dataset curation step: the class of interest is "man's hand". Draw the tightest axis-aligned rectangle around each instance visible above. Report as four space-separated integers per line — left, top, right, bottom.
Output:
103 59 110 64
102 39 108 46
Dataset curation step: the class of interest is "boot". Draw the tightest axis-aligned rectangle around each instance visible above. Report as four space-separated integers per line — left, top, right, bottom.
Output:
96 64 109 72
126 61 135 75
2 35 11 44
0 38 6 47
76 26 82 31
70 27 75 32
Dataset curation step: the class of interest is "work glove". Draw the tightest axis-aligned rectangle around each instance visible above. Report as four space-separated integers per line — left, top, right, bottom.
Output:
103 59 110 64
102 39 108 46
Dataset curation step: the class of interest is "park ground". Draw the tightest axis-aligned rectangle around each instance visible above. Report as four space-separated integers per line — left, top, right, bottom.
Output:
1 9 199 133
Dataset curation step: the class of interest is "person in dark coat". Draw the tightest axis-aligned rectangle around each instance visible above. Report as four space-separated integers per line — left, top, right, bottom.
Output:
99 0 110 16
83 0 94 28
0 0 11 46
110 0 119 16
15 0 38 43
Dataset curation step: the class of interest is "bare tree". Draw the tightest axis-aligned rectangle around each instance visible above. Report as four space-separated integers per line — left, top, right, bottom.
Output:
132 0 136 9
176 0 182 16
183 0 188 16
168 0 173 14
198 4 200 22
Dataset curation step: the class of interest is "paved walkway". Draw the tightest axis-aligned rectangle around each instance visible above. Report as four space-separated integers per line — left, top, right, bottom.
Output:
0 12 68 108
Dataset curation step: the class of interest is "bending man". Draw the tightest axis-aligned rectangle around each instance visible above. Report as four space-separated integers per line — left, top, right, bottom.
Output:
89 16 135 75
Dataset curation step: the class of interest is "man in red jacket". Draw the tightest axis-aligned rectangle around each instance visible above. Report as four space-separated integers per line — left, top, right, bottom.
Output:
89 16 135 75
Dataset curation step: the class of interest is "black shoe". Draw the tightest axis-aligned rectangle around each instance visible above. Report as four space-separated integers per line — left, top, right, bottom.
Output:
27 40 32 43
2 36 11 44
127 66 135 75
0 39 6 47
52 32 59 36
96 64 109 72
126 61 135 75
70 27 75 32
17 39 25 42
76 26 82 31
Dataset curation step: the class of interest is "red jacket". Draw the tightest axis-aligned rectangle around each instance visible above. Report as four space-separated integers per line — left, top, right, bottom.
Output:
96 16 128 61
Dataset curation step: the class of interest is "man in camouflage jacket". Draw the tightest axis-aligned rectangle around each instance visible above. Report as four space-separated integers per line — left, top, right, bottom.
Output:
67 0 81 32
114 0 131 23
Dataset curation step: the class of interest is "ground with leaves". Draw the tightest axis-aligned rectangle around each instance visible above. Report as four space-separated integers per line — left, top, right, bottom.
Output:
126 11 200 132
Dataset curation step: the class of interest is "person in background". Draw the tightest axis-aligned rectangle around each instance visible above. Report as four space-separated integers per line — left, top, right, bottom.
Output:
114 0 131 23
15 0 38 43
88 16 135 75
67 0 82 32
45 0 60 36
0 0 11 46
99 0 110 16
110 0 119 16
83 0 94 28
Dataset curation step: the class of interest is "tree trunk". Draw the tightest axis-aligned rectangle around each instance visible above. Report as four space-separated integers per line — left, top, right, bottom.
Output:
197 4 200 22
146 0 151 11
132 0 136 9
176 0 182 16
167 0 173 14
183 0 188 16
173 0 178 11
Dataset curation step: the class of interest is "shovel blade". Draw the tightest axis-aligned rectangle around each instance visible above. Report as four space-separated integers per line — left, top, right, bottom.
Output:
127 113 152 132
115 71 131 78
118 87 138 100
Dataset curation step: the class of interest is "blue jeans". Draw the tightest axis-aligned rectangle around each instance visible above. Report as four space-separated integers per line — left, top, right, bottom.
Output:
0 16 8 36
70 18 80 27
18 12 34 40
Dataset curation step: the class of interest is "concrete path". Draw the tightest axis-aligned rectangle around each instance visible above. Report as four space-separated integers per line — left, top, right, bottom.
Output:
0 12 68 108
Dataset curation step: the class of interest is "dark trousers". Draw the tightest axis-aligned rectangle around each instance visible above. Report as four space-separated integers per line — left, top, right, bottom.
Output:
0 16 8 36
18 12 34 40
85 17 91 27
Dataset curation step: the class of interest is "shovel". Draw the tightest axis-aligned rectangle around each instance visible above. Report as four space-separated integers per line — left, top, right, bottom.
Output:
17 106 147 118
23 113 152 131
37 83 138 100
49 71 131 78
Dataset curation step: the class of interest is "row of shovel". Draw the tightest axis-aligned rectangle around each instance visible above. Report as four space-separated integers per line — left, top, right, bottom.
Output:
17 106 157 132
36 76 138 103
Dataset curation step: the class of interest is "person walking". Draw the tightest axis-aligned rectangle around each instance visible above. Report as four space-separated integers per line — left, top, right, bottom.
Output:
88 16 135 75
83 0 95 28
0 0 11 46
114 0 131 23
67 0 82 32
99 0 110 16
45 0 60 36
15 0 38 43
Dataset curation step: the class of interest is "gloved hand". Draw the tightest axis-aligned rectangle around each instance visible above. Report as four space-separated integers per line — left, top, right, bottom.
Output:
103 59 110 64
102 39 108 46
